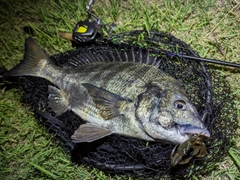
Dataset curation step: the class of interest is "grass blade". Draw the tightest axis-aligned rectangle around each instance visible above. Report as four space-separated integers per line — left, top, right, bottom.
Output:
28 161 58 179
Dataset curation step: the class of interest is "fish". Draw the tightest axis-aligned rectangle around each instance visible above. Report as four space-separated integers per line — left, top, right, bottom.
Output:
4 37 210 144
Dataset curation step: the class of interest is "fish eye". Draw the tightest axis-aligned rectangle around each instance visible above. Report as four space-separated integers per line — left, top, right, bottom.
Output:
174 100 186 110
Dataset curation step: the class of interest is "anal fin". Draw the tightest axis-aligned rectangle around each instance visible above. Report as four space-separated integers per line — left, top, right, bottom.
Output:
48 85 69 116
71 123 112 143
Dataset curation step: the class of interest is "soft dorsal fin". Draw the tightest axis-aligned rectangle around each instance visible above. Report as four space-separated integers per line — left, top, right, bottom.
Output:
67 47 161 68
82 83 132 120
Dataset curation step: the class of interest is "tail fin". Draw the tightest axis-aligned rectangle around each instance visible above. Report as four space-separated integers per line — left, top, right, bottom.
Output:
4 37 51 77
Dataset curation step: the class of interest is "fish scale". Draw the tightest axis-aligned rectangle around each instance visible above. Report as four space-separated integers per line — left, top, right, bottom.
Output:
103 64 146 96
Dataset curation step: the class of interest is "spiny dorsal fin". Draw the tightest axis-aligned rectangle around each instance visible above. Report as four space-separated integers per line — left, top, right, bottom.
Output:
82 83 131 120
67 48 161 68
5 37 51 77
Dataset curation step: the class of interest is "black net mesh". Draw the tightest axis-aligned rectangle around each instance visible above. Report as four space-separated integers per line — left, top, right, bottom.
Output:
16 30 238 178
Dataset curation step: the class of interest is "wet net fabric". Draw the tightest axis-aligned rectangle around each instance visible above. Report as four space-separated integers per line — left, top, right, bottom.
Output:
18 30 238 178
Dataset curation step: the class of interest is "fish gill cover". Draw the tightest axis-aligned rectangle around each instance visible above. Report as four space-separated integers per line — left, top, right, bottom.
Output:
16 30 237 178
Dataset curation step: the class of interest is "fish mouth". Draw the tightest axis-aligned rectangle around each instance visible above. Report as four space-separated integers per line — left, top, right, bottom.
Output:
176 124 210 138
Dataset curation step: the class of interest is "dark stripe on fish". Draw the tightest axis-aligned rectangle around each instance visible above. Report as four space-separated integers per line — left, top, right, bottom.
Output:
135 85 165 122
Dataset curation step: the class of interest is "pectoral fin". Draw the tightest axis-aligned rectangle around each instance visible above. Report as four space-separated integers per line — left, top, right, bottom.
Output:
48 85 69 116
82 83 131 120
71 123 112 143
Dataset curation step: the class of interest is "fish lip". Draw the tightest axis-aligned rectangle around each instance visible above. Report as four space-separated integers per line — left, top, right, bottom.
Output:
176 124 210 138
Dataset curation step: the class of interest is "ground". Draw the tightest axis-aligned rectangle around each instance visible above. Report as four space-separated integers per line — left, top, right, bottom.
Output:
0 0 239 179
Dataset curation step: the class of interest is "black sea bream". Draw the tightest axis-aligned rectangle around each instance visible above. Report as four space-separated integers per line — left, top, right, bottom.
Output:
4 37 210 144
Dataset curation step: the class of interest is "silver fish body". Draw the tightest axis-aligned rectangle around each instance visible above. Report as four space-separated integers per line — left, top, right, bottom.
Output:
5 37 210 144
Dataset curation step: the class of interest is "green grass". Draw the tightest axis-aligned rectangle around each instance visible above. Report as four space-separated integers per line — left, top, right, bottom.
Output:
0 0 239 179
